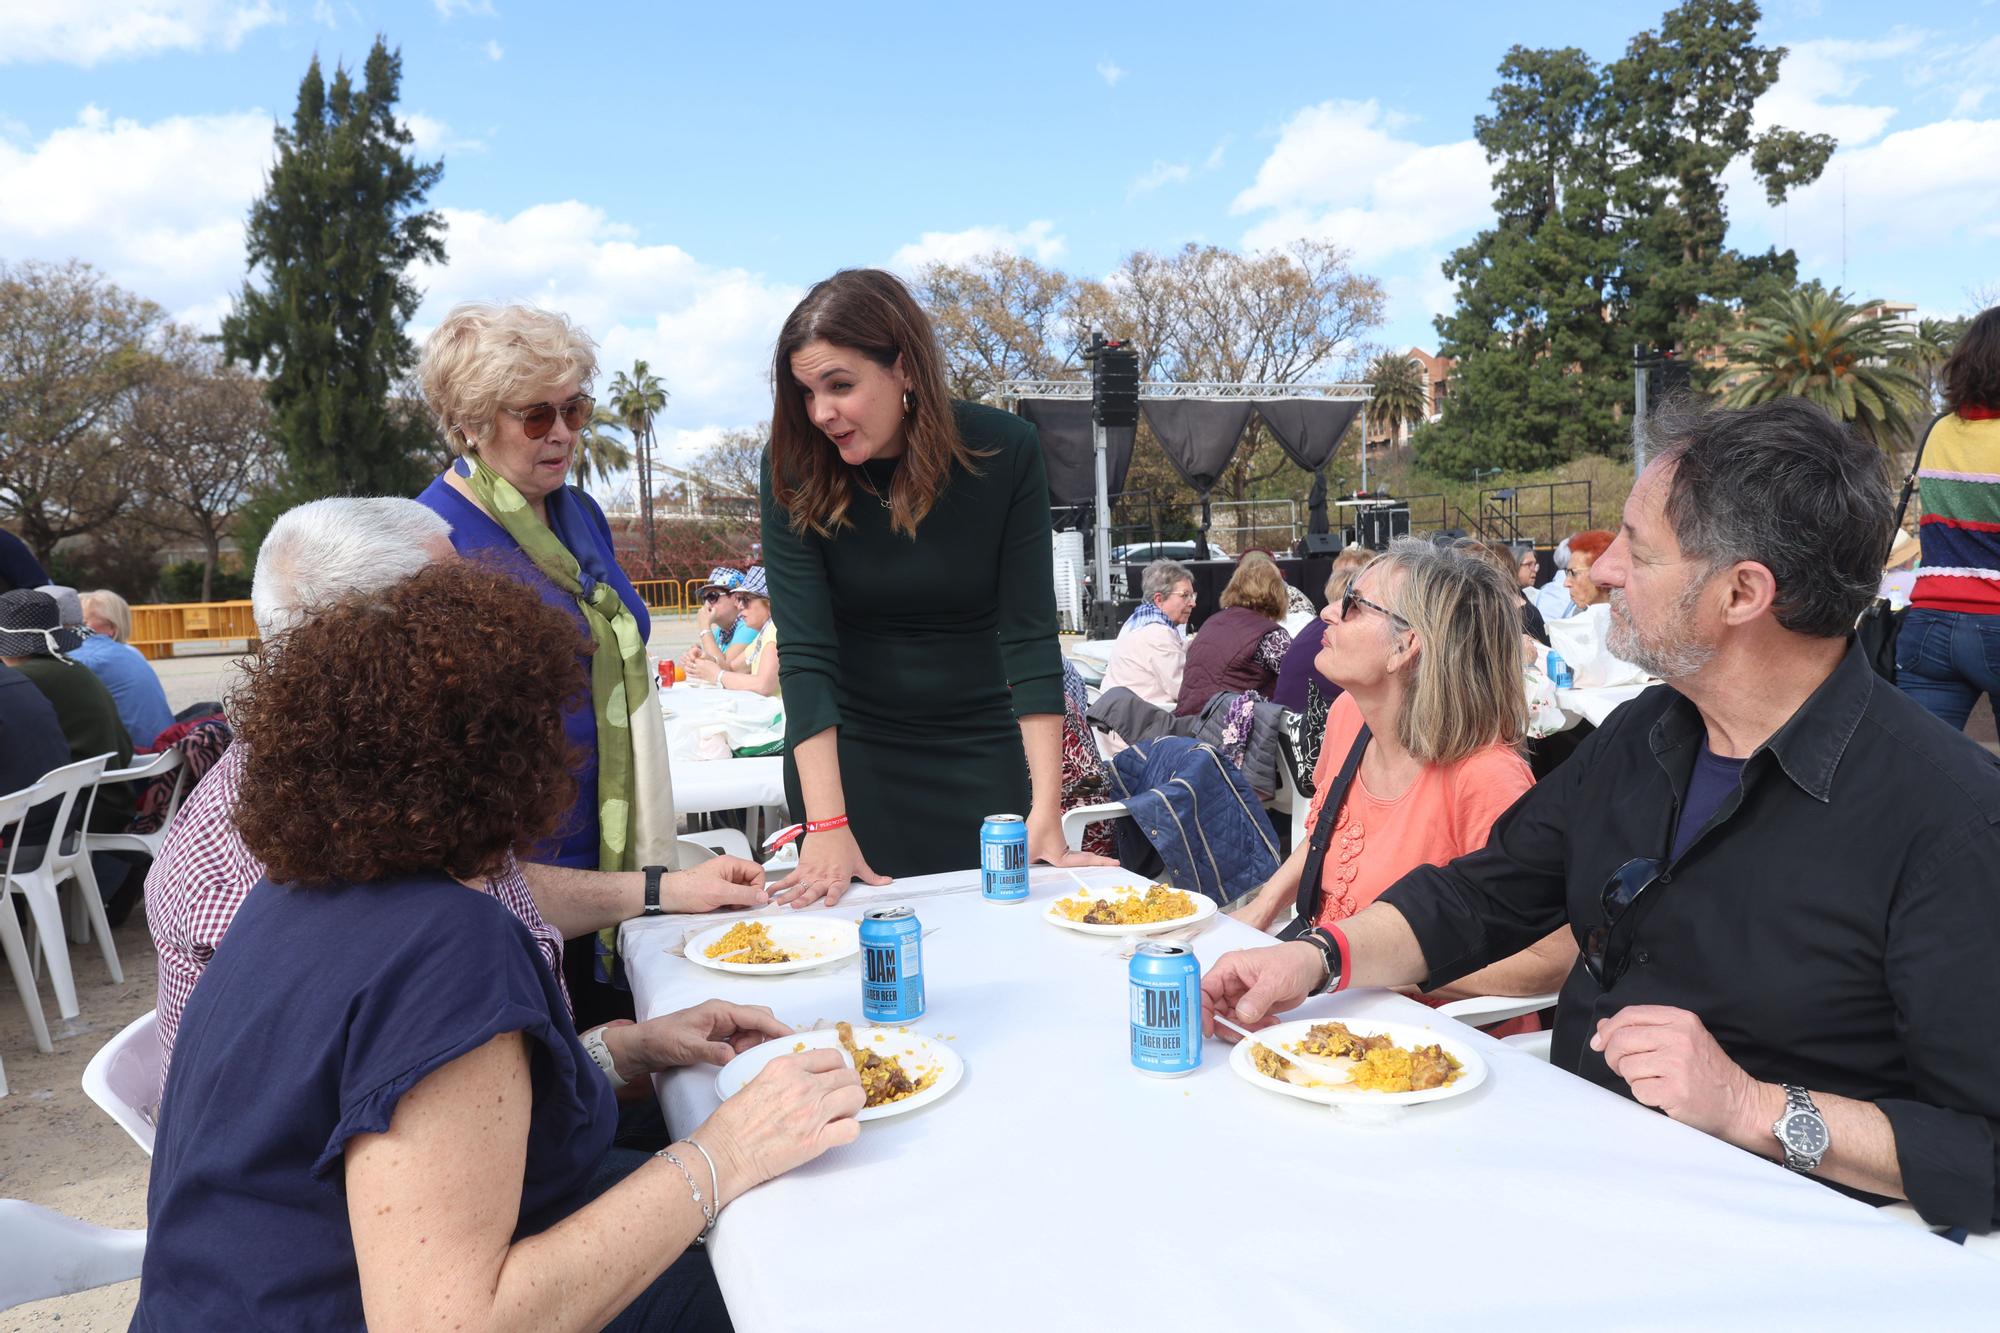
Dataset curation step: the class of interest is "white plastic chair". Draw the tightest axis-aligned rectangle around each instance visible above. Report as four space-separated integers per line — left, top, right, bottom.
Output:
1436 992 1561 1030
2 753 118 1019
678 827 754 863
84 748 190 863
1 783 54 1097
0 1199 145 1311
81 1009 160 1156
1501 1029 1553 1061
1062 801 1127 852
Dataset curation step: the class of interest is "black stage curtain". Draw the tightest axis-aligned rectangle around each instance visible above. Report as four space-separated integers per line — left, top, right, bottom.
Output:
1140 400 1256 495
1253 399 1360 472
1017 399 1134 508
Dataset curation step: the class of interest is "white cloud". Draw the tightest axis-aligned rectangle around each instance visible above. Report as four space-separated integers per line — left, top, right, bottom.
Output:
0 0 280 66
484 38 504 61
1095 60 1125 87
1203 137 1231 171
887 220 1067 273
0 105 272 324
432 0 494 16
413 202 803 452
1750 31 1924 148
1231 99 1491 265
1728 114 2000 297
405 112 486 156
1129 160 1190 196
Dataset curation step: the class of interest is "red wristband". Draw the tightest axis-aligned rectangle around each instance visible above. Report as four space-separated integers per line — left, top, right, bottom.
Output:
1326 923 1352 993
762 814 850 850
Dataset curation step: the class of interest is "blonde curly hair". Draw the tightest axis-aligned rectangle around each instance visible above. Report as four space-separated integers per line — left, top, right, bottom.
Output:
418 302 599 455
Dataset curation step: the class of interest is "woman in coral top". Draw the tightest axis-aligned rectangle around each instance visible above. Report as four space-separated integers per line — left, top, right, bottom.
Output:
1233 539 1574 1018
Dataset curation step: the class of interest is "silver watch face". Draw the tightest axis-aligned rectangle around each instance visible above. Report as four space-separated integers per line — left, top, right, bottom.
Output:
1782 1111 1828 1157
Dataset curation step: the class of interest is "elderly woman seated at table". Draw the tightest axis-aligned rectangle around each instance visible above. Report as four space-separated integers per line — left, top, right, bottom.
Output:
1097 559 1194 745
135 563 863 1332
687 566 778 696
1174 551 1291 716
1232 540 1572 1026
1557 529 1614 617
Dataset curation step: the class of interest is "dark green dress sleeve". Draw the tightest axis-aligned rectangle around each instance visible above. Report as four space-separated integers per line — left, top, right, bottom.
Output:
996 424 1063 718
759 450 842 746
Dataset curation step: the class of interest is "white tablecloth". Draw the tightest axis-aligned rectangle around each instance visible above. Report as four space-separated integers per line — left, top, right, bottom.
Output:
658 684 787 818
1557 680 1656 728
623 867 2000 1331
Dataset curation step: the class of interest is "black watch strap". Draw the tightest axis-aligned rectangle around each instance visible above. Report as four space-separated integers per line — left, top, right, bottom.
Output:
641 865 669 916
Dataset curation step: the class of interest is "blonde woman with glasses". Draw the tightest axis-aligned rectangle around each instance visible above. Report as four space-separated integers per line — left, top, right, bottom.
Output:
1232 539 1572 1025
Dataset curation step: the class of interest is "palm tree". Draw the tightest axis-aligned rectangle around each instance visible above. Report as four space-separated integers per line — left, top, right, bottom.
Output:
572 404 634 491
608 361 669 563
1897 316 1964 415
1366 352 1429 447
1719 289 1924 451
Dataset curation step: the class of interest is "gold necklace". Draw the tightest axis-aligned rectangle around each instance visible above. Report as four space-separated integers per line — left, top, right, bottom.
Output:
854 467 892 510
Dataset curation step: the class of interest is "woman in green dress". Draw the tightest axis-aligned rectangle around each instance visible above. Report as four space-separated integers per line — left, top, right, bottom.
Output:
761 269 1113 904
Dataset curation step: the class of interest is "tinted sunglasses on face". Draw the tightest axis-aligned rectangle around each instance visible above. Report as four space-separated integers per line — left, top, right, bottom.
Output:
501 393 595 440
1338 583 1411 632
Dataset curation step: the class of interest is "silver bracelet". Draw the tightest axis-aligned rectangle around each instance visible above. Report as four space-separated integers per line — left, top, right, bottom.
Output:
683 1137 722 1219
654 1148 717 1241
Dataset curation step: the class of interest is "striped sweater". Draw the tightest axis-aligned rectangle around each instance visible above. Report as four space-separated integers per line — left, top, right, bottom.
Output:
1914 406 2000 615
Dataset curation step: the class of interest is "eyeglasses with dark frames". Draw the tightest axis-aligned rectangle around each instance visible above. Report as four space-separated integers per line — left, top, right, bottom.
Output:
500 393 595 441
1338 583 1412 632
1581 855 1666 988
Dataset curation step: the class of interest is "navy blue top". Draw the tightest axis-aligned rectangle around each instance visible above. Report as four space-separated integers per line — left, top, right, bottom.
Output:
1272 616 1337 712
417 476 650 867
0 528 46 594
0 662 68 850
1671 739 1748 863
69 634 175 749
134 872 613 1331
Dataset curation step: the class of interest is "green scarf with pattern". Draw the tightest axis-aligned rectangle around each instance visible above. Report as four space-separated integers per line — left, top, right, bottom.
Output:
460 456 647 873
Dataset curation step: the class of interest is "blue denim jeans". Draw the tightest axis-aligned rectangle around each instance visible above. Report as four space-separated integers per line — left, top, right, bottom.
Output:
1896 607 2000 731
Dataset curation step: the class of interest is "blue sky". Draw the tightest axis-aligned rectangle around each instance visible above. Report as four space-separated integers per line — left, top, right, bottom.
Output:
3 0 1996 469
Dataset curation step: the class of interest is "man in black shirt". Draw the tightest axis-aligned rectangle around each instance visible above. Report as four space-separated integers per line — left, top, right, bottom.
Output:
1204 398 2000 1233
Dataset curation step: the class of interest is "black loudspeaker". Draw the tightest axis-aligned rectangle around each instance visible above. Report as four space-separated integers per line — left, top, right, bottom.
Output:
1301 532 1345 556
1357 506 1411 549
1088 598 1137 639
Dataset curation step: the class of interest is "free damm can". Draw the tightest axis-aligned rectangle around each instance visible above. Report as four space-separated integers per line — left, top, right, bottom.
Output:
980 814 1030 903
860 906 924 1023
1129 942 1202 1077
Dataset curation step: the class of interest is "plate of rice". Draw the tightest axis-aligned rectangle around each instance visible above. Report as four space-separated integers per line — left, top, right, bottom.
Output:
1228 1017 1487 1107
1042 882 1216 936
716 1022 963 1122
683 916 860 975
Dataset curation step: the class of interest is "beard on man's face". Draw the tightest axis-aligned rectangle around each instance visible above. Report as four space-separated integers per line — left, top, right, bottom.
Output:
1606 583 1717 681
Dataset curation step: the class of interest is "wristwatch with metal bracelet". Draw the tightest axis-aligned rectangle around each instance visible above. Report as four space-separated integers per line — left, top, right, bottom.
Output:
1772 1084 1830 1173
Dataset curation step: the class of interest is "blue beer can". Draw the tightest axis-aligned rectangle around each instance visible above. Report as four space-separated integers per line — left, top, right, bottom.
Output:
1129 942 1202 1077
860 906 924 1023
980 813 1030 903
1546 650 1574 689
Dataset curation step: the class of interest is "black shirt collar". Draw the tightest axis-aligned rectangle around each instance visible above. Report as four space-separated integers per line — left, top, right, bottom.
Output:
1650 637 1871 804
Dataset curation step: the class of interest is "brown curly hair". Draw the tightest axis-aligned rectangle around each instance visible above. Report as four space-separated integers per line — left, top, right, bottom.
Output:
231 561 588 887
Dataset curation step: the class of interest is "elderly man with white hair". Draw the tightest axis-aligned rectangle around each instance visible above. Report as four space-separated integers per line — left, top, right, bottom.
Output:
146 497 767 1095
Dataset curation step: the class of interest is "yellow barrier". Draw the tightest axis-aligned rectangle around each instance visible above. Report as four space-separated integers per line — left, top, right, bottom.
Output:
631 579 686 617
129 600 261 661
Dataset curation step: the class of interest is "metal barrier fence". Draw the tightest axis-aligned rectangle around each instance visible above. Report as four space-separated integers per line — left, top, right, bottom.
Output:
631 579 687 617
128 601 261 661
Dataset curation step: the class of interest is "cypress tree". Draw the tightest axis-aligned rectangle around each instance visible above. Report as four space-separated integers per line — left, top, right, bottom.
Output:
224 37 444 502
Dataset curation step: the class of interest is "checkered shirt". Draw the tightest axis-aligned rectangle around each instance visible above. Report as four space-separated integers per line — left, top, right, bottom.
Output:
146 741 571 1094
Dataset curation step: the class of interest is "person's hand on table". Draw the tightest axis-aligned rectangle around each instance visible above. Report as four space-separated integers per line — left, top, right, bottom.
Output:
769 824 889 908
1590 1005 1771 1142
667 857 769 913
643 999 793 1070
1026 808 1116 869
693 1049 865 1209
1199 941 1323 1038
685 655 721 684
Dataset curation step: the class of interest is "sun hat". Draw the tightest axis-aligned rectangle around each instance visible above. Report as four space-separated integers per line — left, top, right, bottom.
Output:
698 566 746 597
734 566 769 599
35 584 86 630
0 588 85 658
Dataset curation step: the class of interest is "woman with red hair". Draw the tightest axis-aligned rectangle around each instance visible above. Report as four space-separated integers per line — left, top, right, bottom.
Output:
1560 529 1616 614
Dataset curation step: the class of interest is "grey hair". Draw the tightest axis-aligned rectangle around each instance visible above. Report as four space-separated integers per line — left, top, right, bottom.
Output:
1142 558 1193 603
253 498 453 640
1648 397 1892 638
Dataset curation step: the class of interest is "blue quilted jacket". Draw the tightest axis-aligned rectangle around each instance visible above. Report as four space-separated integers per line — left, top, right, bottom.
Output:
1107 736 1281 905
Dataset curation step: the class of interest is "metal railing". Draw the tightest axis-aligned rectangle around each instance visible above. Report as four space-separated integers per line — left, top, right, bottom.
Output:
128 601 261 661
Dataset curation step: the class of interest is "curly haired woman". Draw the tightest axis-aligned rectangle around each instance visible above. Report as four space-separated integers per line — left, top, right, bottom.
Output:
135 563 862 1332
